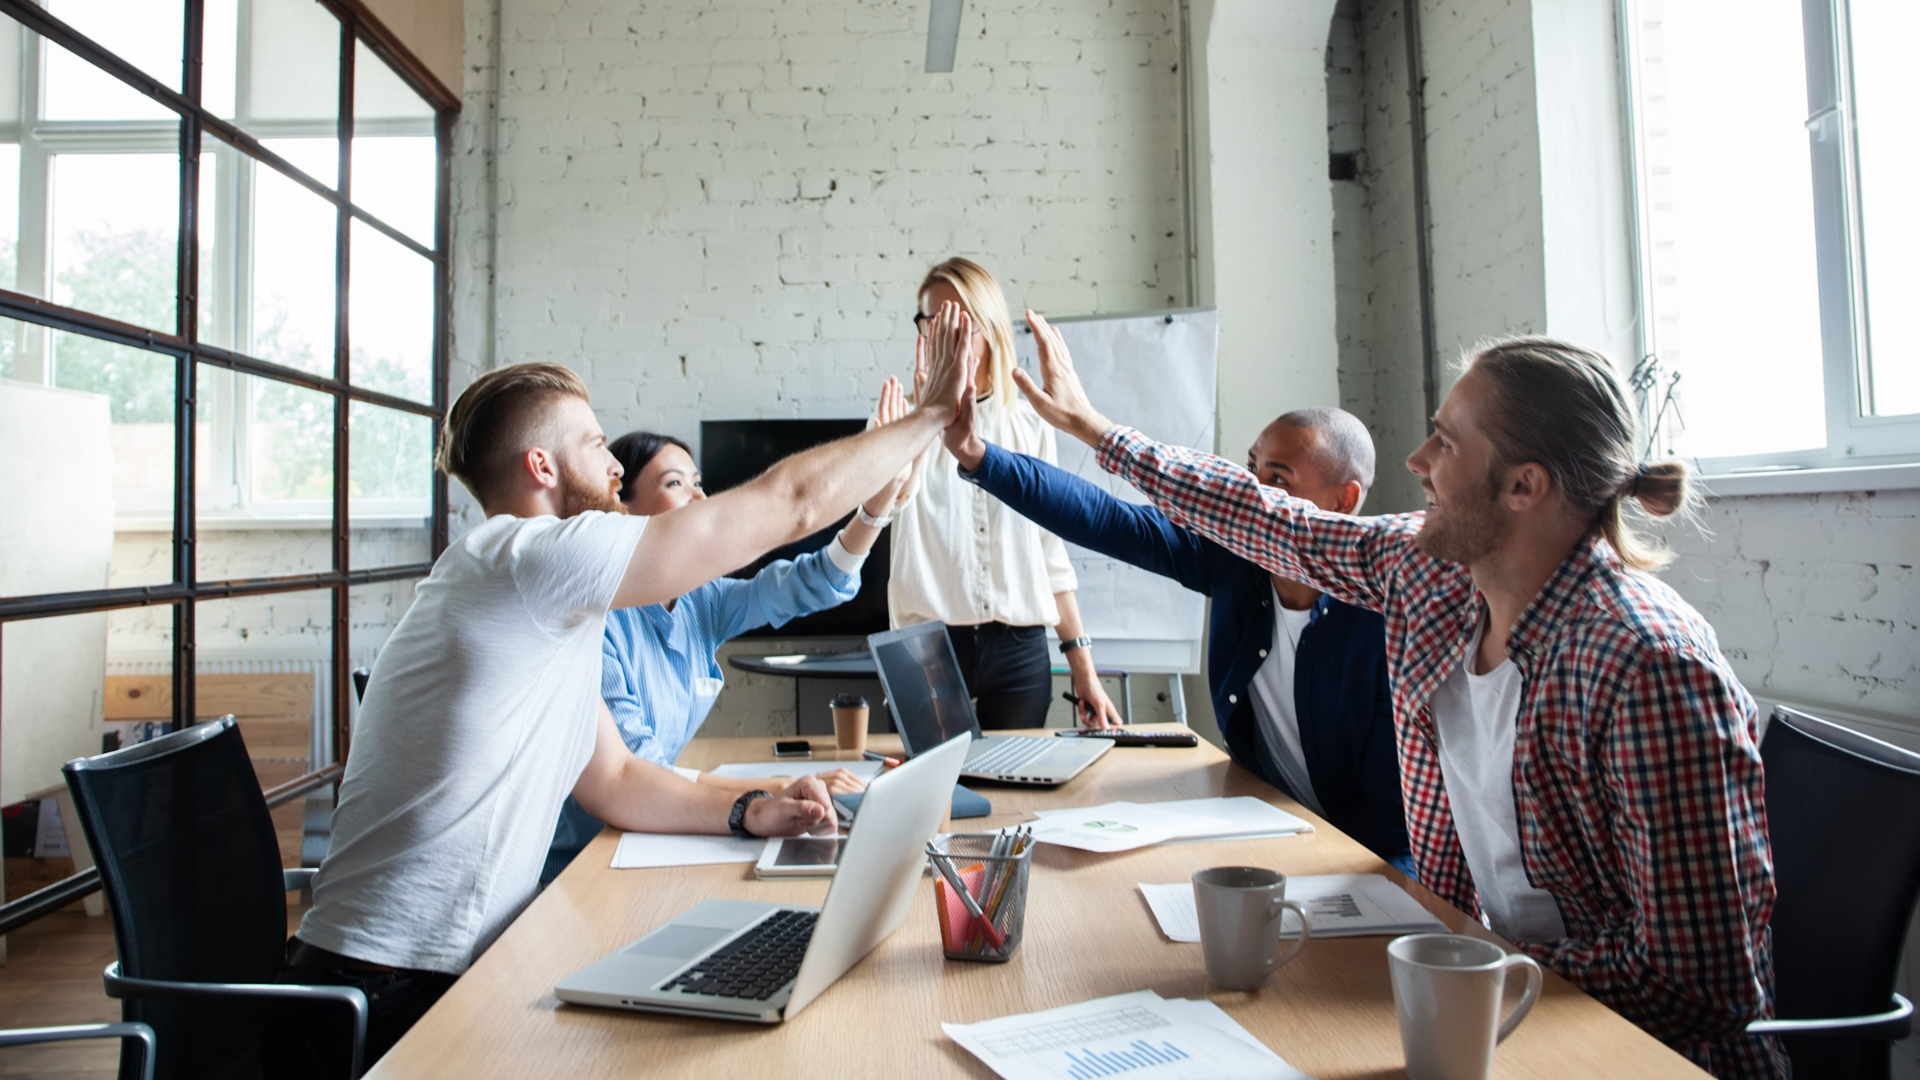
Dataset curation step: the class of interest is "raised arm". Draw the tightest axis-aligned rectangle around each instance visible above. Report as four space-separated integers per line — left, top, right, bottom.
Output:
1010 309 1414 614
955 441 1217 596
614 303 975 609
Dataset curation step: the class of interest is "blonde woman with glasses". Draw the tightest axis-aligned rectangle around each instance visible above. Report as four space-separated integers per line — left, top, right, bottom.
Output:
878 257 1122 729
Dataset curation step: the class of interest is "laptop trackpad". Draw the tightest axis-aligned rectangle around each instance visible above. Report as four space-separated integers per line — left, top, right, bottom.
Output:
624 925 727 959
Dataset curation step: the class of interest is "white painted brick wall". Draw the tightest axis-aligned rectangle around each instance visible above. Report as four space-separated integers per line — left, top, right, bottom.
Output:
471 0 1183 458
1656 490 1920 719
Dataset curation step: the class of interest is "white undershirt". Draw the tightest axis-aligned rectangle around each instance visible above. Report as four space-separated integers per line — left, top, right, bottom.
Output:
1247 587 1322 816
1428 621 1567 943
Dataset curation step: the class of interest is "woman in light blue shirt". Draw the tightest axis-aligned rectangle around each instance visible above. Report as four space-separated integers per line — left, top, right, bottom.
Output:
544 391 918 880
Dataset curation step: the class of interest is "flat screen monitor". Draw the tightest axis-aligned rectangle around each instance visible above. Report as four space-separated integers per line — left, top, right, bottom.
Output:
700 419 890 638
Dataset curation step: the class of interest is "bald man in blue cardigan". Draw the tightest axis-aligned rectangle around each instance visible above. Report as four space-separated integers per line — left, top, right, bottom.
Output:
950 406 1411 873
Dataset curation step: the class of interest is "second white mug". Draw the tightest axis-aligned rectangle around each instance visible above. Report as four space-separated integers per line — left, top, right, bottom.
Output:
1387 933 1543 1080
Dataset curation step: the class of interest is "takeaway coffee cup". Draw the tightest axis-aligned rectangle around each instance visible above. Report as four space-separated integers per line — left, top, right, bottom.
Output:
829 693 868 753
1387 933 1543 1080
1190 866 1312 990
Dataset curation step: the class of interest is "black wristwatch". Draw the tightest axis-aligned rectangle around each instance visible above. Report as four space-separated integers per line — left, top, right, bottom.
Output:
1058 635 1093 655
729 790 772 838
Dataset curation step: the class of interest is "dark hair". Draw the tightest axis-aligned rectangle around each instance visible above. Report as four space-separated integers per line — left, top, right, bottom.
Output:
1465 335 1693 571
608 431 693 503
435 362 591 506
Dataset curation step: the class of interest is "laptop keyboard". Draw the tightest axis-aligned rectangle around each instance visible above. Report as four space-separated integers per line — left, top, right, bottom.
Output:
965 736 1052 774
663 909 817 1001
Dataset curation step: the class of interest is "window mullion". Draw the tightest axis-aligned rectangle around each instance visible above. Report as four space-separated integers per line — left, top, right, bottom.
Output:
1800 0 1864 462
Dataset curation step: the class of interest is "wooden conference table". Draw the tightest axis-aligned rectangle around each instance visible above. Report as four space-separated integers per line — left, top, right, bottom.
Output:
370 727 1706 1079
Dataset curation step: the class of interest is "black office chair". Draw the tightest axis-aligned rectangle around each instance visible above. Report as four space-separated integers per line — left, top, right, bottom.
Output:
61 716 367 1080
350 667 370 704
0 1022 156 1080
1749 705 1919 1079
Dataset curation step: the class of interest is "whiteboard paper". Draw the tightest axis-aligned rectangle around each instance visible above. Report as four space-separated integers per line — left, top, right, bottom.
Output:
1013 309 1218 667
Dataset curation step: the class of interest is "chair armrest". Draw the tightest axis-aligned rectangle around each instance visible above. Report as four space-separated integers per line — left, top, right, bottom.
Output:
1748 992 1912 1040
0 1023 156 1080
284 867 318 893
103 961 366 1079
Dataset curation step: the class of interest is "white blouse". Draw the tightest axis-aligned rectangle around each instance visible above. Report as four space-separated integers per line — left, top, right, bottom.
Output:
887 393 1078 629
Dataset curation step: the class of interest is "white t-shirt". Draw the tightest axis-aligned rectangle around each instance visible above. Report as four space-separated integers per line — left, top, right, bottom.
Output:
299 511 649 974
1428 622 1567 943
1247 590 1322 816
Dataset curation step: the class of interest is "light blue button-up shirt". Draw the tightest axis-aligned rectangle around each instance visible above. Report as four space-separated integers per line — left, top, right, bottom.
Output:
543 539 865 881
600 540 865 766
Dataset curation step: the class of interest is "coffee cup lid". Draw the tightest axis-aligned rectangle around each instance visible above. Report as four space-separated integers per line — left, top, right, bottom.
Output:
829 692 868 708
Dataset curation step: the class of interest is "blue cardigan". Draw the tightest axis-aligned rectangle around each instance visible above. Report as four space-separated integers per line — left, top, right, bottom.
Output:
961 443 1410 864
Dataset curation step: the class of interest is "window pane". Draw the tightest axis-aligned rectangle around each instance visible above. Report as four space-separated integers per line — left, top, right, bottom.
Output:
349 579 416 670
349 401 431 566
48 152 180 332
247 374 334 505
1849 0 1920 417
349 219 431 400
196 590 331 867
35 327 176 587
198 150 227 347
42 13 179 121
1633 0 1826 460
2 612 112 807
244 0 340 137
350 135 434 248
0 144 19 328
204 0 238 119
247 140 337 374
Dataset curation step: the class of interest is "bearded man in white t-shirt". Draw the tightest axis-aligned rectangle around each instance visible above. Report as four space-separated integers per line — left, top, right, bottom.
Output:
268 305 979 1077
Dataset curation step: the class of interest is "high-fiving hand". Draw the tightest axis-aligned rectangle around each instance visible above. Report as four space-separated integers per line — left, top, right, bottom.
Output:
866 375 924 513
916 301 977 424
1008 309 1114 449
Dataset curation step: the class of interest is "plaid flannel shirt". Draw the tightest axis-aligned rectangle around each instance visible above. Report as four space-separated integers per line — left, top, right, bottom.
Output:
1099 427 1787 1080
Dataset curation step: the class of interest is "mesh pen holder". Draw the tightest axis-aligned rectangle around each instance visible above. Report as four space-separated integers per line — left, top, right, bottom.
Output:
927 832 1031 963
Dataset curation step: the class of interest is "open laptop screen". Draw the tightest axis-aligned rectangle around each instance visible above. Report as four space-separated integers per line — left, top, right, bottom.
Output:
867 623 980 755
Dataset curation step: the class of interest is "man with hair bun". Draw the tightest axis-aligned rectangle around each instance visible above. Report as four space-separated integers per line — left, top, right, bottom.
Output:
1011 324 1785 1080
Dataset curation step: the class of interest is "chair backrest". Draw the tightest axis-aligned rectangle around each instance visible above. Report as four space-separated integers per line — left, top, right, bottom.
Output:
63 717 289 1080
1761 705 1920 1071
351 667 370 703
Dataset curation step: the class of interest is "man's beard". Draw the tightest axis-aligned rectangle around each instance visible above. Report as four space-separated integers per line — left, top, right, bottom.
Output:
557 459 623 518
1415 469 1508 565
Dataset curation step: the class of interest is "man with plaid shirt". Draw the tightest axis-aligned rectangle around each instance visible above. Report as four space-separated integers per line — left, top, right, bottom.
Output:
1002 317 1785 1080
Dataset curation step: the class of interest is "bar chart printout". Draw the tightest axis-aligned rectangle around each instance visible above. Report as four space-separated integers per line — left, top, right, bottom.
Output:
942 990 1315 1080
1063 1038 1190 1078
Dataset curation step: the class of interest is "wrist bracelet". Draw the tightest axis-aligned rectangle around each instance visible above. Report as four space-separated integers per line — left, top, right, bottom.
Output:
1058 635 1093 655
856 505 893 528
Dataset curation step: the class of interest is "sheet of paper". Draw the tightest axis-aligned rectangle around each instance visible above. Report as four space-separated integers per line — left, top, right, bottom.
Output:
610 831 763 870
1027 802 1229 853
1034 796 1311 843
708 759 885 782
943 989 1315 1080
1137 874 1449 941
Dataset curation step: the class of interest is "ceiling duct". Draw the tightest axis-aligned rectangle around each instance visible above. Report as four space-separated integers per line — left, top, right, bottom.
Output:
925 0 963 73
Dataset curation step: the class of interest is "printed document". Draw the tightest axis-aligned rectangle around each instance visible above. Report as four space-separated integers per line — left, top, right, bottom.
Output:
1026 801 1229 853
1034 796 1310 843
708 759 885 782
611 832 763 870
944 989 1315 1080
1138 874 1448 942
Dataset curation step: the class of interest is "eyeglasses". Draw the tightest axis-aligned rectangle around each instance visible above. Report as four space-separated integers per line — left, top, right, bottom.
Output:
912 313 984 338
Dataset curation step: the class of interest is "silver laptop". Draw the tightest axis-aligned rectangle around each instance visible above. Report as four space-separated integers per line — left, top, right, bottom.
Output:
867 622 1111 786
554 732 970 1023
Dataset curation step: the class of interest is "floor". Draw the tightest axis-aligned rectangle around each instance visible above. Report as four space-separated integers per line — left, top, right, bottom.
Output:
0 909 120 1079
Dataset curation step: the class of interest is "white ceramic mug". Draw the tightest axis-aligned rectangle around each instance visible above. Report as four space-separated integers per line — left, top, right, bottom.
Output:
1190 866 1313 990
1387 933 1543 1080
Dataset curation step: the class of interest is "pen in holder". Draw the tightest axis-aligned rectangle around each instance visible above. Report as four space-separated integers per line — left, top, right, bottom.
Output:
927 830 1031 963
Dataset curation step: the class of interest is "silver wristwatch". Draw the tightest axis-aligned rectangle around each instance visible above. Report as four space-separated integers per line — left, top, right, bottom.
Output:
856 505 893 528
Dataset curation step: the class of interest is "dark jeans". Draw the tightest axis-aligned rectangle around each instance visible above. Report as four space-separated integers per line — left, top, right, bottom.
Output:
947 622 1053 730
263 938 457 1080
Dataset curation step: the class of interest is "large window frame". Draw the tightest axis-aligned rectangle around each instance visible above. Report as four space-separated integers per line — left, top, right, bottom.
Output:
1620 0 1920 475
0 0 454 931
